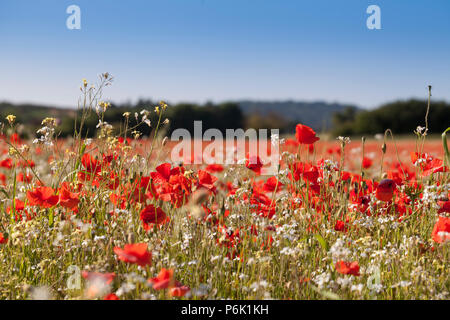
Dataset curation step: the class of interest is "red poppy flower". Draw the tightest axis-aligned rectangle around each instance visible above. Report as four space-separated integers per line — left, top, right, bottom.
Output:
437 201 450 214
197 170 218 193
140 205 168 231
302 166 319 183
13 199 25 211
113 243 152 267
0 158 13 169
103 293 119 300
410 152 446 176
422 158 445 176
263 177 283 192
148 268 176 290
289 162 320 182
245 154 263 175
0 173 6 186
151 163 180 182
168 173 191 194
147 268 190 296
431 216 450 243
295 124 320 145
0 232 7 244
341 171 352 181
118 136 132 145
375 179 396 202
362 157 373 169
81 153 101 174
17 172 32 183
59 182 80 210
153 172 191 208
27 186 59 208
129 175 153 203
334 220 347 232
335 261 360 276
170 285 190 297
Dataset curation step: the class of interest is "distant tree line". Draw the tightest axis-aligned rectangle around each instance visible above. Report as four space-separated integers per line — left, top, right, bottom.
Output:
1 98 448 139
57 100 247 138
332 99 450 136
0 99 297 139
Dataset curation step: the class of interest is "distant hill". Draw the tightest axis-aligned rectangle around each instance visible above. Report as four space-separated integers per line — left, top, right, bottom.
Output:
237 100 361 131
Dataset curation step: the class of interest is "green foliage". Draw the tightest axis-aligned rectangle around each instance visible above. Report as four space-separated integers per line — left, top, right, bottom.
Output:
0 100 245 138
333 99 450 136
239 100 358 132
167 102 244 134
0 102 77 138
3 98 449 139
244 111 295 134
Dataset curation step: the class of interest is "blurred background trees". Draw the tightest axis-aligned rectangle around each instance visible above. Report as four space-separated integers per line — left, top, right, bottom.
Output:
332 99 450 136
1 98 448 139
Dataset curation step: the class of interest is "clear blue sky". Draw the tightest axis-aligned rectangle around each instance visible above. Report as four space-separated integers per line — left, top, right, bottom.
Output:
1 0 450 109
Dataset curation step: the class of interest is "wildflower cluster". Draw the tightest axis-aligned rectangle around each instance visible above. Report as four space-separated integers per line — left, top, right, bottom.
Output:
0 76 448 300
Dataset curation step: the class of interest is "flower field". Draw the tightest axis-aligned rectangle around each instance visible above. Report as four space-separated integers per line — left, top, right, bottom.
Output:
0 77 448 300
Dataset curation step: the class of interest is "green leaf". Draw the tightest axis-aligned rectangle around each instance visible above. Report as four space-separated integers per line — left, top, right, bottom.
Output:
314 234 329 251
442 127 450 168
310 284 341 300
0 187 10 199
11 170 17 223
48 208 54 228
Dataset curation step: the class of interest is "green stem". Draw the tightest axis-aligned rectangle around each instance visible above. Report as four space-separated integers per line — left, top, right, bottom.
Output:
442 127 450 183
